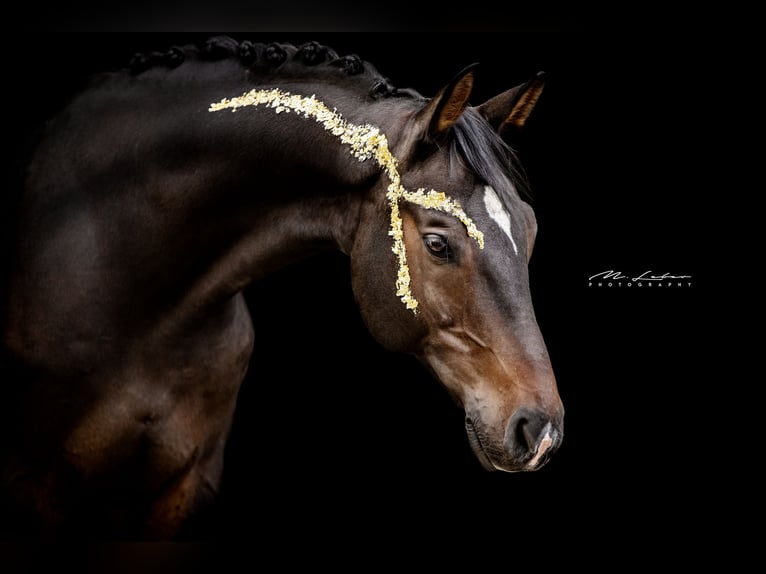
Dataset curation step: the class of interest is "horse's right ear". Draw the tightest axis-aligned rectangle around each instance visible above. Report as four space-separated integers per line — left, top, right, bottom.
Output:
414 63 478 145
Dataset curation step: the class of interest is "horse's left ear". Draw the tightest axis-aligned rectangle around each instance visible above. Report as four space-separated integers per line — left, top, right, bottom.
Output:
416 63 478 144
476 71 546 141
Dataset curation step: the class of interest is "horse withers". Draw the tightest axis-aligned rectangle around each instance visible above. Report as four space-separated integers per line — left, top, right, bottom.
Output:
1 37 563 538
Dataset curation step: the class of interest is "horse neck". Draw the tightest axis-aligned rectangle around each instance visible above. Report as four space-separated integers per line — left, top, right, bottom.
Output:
38 63 405 314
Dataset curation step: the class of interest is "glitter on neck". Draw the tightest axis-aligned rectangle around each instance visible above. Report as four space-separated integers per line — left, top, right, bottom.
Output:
209 88 484 313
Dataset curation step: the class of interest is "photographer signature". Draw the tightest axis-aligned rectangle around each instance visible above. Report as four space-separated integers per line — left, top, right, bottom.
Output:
588 270 692 282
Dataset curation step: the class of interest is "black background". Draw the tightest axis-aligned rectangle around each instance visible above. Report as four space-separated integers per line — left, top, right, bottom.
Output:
3 12 731 569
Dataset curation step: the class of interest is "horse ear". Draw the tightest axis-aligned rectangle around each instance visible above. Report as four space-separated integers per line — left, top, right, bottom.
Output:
417 63 478 144
477 71 545 141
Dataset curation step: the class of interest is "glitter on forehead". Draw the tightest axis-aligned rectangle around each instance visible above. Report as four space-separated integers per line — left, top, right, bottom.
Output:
209 88 484 313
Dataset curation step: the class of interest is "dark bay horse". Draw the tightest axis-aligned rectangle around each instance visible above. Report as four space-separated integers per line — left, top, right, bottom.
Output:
1 36 563 538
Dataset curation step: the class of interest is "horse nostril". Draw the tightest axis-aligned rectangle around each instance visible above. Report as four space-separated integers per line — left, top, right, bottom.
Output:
518 417 536 452
505 409 558 465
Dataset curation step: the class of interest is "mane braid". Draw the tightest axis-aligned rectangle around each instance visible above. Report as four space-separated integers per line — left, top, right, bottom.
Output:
126 35 400 100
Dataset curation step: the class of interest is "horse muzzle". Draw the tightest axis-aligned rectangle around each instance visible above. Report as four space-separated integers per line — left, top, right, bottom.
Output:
465 408 563 472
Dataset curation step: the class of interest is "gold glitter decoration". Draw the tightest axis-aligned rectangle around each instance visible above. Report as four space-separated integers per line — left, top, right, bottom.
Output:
209 88 484 313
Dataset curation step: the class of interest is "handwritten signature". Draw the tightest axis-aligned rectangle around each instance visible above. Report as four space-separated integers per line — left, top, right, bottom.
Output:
588 270 692 282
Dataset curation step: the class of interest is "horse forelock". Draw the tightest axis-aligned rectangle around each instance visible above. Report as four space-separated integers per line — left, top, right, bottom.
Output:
127 35 407 102
450 108 532 211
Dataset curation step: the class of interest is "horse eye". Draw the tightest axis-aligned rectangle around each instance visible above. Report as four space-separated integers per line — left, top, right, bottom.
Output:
423 234 451 259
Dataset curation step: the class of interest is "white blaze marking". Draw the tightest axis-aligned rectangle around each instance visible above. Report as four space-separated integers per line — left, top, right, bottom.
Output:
482 185 518 255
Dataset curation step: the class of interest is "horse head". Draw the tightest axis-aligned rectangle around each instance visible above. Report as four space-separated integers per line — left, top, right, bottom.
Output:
350 67 563 472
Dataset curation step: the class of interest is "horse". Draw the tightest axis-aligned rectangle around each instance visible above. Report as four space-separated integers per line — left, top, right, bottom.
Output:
0 36 564 539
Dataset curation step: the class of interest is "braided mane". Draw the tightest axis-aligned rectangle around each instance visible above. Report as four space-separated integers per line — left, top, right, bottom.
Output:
128 35 529 205
128 35 412 101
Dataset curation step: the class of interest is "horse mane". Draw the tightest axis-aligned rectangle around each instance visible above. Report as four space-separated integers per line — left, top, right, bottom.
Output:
451 108 533 205
127 35 410 101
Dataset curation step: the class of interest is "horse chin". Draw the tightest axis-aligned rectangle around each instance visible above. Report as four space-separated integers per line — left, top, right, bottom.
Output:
464 417 500 472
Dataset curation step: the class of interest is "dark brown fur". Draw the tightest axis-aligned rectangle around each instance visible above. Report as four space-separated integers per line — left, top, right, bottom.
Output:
1 38 562 539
